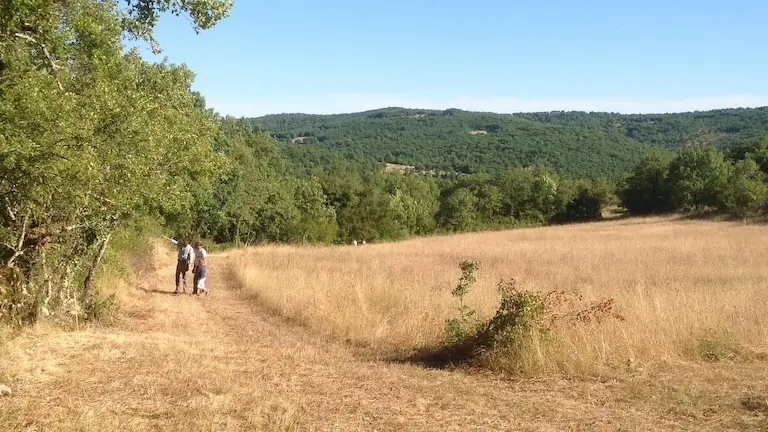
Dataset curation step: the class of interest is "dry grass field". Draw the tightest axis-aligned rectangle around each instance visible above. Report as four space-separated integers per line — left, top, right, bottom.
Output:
1 216 768 430
227 216 768 374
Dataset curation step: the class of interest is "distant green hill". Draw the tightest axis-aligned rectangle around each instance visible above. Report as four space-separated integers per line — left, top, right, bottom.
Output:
248 106 768 179
513 107 768 149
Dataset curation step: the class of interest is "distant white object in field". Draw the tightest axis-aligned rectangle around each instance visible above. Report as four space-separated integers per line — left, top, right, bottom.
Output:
353 240 358 246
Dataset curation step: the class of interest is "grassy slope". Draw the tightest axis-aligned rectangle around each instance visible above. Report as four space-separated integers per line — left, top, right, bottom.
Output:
1 221 767 430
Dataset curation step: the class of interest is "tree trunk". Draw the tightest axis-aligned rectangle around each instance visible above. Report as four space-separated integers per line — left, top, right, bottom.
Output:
83 232 112 314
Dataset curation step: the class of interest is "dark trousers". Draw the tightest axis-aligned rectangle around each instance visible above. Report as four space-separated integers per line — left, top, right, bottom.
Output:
175 259 189 292
192 266 207 294
192 267 200 294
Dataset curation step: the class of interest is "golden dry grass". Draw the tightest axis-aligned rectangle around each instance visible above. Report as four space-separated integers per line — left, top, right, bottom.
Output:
227 216 768 375
1 218 767 430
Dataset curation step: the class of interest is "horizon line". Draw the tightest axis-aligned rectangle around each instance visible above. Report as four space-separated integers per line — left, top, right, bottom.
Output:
206 94 768 119
231 104 768 118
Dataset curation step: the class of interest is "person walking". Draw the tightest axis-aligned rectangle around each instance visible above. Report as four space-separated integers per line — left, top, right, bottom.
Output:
192 241 209 296
165 236 195 295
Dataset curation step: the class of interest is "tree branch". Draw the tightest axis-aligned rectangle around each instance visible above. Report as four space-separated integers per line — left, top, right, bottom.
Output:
83 232 112 313
5 211 29 268
95 195 118 206
4 196 16 222
14 32 65 91
17 211 29 251
63 224 86 232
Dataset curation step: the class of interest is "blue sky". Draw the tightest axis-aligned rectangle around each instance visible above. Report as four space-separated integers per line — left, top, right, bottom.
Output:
140 0 768 117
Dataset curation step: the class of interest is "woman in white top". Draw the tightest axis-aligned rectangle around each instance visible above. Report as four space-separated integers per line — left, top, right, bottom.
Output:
192 241 209 295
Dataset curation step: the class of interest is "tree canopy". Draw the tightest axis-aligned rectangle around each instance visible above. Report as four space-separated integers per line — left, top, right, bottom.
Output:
0 0 230 324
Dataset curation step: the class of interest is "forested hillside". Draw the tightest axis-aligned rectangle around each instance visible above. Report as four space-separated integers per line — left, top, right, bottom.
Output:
251 108 652 179
250 107 768 179
515 107 768 150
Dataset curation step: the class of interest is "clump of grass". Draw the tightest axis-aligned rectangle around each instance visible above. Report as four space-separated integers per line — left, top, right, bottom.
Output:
685 329 746 362
86 292 121 326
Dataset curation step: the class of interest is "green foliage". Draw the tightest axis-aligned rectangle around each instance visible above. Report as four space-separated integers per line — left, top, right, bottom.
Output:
437 188 478 232
105 217 162 279
495 167 563 224
383 174 441 236
444 260 480 345
292 178 339 244
473 182 504 224
452 260 479 298
558 179 615 222
619 141 768 218
618 152 675 215
121 0 233 53
667 147 731 211
729 136 768 175
719 159 768 216
476 279 626 375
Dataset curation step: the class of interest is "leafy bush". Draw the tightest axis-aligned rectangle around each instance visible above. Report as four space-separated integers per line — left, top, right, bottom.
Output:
618 151 675 215
721 159 768 216
443 261 625 375
667 147 731 211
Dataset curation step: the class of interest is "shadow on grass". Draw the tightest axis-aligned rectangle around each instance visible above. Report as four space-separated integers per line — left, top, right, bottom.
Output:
676 210 768 224
559 209 768 227
139 287 184 296
613 209 768 225
740 395 768 415
385 339 484 371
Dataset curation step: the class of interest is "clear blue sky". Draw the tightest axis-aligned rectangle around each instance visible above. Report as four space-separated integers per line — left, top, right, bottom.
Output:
140 0 768 117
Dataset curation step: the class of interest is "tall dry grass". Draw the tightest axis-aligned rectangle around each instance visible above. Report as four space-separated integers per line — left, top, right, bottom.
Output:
225 216 768 375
